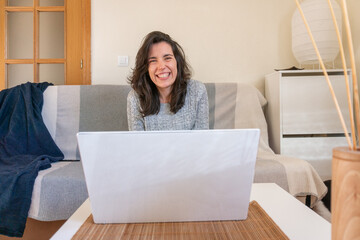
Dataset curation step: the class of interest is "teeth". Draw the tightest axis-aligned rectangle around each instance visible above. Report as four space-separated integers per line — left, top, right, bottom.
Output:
158 73 169 78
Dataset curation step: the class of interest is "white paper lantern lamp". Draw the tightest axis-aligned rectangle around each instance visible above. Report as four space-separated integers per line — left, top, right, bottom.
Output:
292 0 342 65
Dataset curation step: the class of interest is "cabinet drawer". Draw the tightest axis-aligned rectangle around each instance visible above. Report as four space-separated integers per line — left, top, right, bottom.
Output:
281 75 351 134
281 137 348 160
281 136 348 180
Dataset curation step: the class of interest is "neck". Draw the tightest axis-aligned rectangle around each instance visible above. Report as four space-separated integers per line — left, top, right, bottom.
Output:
158 88 171 103
159 93 170 103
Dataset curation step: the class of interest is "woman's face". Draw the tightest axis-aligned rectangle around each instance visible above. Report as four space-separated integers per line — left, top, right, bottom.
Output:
147 41 178 98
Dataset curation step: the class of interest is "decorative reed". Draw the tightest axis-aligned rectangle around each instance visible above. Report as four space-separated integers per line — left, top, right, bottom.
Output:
326 0 356 150
340 0 360 147
294 0 357 150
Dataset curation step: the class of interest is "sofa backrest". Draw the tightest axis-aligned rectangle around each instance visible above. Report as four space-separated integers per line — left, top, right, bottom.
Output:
42 85 131 160
42 83 270 160
205 82 271 153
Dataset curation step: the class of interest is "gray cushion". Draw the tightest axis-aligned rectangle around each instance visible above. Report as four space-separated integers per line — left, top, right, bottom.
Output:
28 162 87 221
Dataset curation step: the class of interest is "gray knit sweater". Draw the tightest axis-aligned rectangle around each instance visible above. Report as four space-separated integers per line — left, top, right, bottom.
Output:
127 79 209 131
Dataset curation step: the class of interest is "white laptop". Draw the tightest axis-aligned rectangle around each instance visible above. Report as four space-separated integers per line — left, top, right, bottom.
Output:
77 129 260 224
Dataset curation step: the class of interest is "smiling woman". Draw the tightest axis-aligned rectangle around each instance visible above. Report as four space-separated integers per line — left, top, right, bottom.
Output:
127 31 209 131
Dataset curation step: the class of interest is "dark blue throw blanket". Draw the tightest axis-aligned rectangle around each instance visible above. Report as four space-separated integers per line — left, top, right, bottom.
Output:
0 82 64 237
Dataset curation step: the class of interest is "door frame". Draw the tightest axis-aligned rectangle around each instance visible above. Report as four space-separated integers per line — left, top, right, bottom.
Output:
0 0 91 90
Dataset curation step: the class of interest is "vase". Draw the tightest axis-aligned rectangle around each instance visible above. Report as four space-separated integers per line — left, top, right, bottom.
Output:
292 0 342 65
332 146 360 240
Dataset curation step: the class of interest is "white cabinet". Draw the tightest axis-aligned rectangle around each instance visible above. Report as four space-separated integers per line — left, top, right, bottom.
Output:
265 70 352 181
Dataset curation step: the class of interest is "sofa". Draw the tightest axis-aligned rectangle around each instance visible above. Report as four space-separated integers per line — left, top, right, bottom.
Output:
27 82 327 222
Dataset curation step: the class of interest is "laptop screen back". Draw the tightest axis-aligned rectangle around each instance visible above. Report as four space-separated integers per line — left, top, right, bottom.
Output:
77 129 260 223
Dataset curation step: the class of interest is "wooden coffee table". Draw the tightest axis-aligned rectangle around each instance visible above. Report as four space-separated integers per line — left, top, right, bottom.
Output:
51 183 331 240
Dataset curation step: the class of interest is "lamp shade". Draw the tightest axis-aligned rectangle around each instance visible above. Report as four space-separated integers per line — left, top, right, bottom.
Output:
292 0 342 65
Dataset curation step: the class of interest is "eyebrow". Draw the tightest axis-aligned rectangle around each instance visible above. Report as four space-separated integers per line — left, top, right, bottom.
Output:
148 54 174 61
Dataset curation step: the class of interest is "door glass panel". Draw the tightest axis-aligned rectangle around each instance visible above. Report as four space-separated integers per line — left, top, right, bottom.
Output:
39 12 64 59
7 12 33 59
39 0 64 6
7 0 33 6
7 64 33 88
39 64 64 85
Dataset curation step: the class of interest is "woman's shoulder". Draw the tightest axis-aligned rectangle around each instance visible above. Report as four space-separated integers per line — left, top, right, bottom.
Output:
187 79 207 97
127 88 137 99
187 79 206 92
186 80 207 103
127 89 140 105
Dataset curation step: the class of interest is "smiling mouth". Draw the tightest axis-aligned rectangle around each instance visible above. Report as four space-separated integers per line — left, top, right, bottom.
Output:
156 73 171 79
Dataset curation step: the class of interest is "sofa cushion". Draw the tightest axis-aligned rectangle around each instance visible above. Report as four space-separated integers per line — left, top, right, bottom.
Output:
28 161 88 221
42 85 131 160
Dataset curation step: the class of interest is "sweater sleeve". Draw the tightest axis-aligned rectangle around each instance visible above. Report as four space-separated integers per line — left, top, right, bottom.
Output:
193 82 209 130
127 90 145 131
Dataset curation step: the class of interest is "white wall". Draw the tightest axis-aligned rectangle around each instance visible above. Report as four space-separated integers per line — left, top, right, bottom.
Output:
91 0 360 94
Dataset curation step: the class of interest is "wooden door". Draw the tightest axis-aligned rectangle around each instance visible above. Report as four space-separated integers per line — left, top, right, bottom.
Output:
0 0 91 90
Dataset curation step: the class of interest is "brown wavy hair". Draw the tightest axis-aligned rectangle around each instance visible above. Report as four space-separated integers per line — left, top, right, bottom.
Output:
128 31 192 116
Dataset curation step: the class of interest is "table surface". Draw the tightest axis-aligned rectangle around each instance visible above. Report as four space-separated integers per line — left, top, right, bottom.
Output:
51 183 331 240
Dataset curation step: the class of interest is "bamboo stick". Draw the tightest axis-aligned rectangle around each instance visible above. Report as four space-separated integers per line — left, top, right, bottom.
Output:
294 0 352 149
341 0 360 146
327 0 356 150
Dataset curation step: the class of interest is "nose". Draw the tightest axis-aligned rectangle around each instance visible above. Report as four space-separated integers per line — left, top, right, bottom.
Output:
157 60 165 69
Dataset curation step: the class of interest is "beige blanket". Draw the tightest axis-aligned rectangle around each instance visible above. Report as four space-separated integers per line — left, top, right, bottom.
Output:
205 82 327 207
